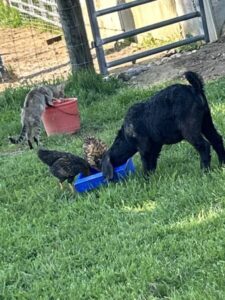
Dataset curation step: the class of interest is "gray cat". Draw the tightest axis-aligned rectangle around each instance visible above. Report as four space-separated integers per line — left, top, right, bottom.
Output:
9 83 65 149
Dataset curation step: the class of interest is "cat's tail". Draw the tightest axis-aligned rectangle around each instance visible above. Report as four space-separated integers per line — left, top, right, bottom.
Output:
8 125 27 144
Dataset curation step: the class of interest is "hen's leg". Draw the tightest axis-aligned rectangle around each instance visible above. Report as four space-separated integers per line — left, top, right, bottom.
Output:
59 181 64 190
68 177 75 193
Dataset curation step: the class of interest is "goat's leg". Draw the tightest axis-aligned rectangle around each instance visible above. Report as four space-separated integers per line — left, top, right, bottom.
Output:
139 143 162 175
148 144 162 172
202 112 225 165
185 135 211 170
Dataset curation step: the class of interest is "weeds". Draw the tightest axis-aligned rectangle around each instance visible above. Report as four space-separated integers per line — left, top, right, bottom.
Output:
0 0 60 34
0 0 22 28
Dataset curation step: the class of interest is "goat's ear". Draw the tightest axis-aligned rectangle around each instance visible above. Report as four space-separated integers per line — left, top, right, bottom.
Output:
102 154 114 180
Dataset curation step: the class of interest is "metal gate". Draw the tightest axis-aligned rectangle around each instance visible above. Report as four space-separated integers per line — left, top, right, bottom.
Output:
86 0 209 75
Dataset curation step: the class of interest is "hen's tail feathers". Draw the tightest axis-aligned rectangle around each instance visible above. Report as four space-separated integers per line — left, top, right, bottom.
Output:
9 125 26 144
37 148 66 166
184 71 204 95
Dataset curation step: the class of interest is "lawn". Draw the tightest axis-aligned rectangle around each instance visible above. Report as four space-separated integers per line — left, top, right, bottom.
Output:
1 71 225 299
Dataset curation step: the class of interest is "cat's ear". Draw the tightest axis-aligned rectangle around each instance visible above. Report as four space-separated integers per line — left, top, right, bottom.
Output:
57 82 66 98
58 82 66 91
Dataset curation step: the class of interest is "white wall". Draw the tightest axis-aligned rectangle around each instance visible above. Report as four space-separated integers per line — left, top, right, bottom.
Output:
81 0 183 44
211 0 225 35
174 0 203 37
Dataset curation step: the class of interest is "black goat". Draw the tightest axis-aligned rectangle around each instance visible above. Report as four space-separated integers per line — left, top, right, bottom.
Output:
102 71 225 179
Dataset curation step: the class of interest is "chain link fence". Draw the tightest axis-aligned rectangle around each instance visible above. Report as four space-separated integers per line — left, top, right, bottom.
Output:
0 1 73 90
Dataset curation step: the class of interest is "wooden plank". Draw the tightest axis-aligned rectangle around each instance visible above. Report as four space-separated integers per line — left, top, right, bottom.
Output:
46 35 62 45
56 0 93 72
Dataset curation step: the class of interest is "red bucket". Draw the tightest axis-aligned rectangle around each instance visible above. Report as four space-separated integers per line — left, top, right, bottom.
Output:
42 98 80 136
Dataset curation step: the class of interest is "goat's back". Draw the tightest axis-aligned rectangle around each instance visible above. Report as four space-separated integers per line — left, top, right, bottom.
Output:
124 83 208 144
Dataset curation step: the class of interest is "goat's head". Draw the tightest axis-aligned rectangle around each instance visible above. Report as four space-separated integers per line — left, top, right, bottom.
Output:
102 127 137 180
101 151 114 181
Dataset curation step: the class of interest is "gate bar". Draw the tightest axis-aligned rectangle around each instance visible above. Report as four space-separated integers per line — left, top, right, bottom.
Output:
95 0 155 17
107 35 204 68
86 0 108 74
198 0 209 42
100 12 200 46
86 0 210 75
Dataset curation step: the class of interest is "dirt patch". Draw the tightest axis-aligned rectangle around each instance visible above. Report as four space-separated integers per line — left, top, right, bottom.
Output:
125 35 225 87
0 27 70 90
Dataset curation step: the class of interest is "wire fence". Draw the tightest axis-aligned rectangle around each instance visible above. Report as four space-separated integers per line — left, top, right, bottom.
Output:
0 0 119 90
0 0 125 90
0 1 72 90
8 0 61 27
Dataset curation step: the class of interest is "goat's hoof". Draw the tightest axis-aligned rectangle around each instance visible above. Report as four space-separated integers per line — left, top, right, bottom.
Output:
143 172 151 181
202 167 210 174
219 160 225 167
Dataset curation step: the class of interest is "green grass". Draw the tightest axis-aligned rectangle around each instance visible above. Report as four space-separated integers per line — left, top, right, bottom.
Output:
1 71 225 299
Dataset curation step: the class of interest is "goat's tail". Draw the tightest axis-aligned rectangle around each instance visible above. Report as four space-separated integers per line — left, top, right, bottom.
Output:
184 71 204 95
8 124 27 144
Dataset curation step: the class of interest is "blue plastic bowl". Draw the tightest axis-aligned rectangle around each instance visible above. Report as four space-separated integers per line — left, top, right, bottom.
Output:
74 158 135 193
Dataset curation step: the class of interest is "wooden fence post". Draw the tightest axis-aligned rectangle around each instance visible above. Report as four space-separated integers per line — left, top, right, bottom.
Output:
56 0 94 73
0 54 5 82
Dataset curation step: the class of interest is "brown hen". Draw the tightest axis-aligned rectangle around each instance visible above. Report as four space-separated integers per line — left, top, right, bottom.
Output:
38 148 90 192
